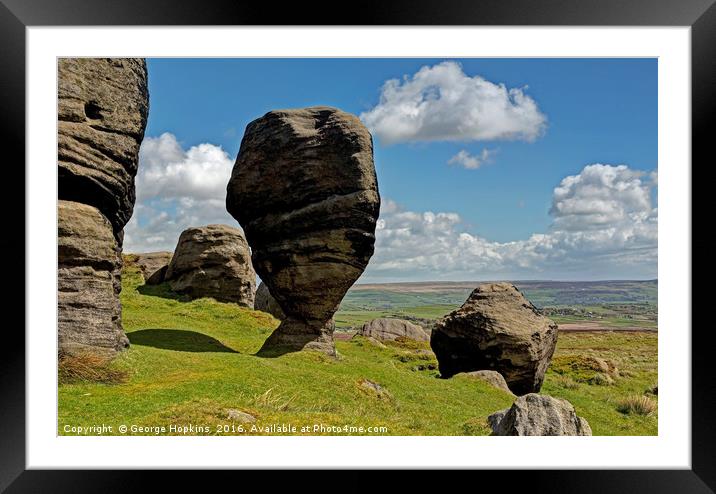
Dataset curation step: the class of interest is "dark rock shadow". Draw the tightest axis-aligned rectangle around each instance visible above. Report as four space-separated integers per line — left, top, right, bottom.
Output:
136 282 191 301
128 329 238 353
254 345 297 358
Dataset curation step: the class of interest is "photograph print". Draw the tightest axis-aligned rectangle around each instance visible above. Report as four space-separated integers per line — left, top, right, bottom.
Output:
58 57 658 437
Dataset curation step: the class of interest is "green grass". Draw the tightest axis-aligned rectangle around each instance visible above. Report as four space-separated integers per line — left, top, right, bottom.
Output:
57 265 657 436
542 331 658 436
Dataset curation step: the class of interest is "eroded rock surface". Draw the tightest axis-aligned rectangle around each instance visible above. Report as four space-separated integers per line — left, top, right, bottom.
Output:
58 201 129 355
254 281 286 320
132 251 173 285
356 318 429 342
226 107 380 355
58 58 149 235
431 282 558 395
488 393 592 436
165 225 256 307
57 58 148 356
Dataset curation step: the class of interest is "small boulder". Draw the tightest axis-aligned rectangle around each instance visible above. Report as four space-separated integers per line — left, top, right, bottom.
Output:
227 409 256 423
132 251 172 285
254 281 286 320
356 318 429 342
431 282 558 395
164 225 256 307
459 370 514 394
488 393 592 436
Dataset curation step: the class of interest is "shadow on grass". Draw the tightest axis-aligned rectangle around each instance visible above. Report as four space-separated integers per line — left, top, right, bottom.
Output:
136 282 190 301
128 329 238 353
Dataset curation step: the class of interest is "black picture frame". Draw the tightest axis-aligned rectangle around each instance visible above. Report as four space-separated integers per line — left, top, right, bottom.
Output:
1 0 710 490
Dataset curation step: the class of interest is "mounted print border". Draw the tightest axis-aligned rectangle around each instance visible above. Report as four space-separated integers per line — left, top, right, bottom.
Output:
1 0 712 490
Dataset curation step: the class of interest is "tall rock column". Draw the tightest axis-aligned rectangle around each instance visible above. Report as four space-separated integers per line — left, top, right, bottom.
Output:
57 58 149 356
227 107 380 356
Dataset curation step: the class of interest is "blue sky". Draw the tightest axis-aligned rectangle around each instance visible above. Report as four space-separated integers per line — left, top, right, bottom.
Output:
125 58 658 281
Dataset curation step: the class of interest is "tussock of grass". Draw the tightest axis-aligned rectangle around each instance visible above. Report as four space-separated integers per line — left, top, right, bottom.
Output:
58 352 128 385
551 355 619 384
461 417 492 436
251 388 298 411
550 374 580 390
384 336 431 351
616 395 657 416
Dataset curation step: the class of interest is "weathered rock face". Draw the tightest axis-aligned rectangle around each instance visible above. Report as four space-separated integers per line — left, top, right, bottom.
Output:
226 107 380 355
459 370 514 395
132 251 173 285
58 58 149 235
431 282 558 395
58 201 129 355
356 318 429 342
57 58 148 357
254 281 286 320
164 225 256 307
488 393 592 436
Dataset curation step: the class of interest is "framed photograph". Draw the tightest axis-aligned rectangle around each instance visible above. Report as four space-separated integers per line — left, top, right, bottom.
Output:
2 0 711 489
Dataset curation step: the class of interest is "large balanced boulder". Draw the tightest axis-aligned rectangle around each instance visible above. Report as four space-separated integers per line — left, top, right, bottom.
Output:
164 225 256 307
58 201 129 355
58 58 149 235
356 318 429 342
430 282 558 395
57 58 148 356
254 281 286 320
488 393 592 436
132 251 173 285
226 107 380 355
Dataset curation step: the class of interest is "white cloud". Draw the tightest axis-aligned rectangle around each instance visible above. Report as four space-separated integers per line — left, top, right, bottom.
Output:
123 133 239 252
363 164 657 281
360 61 547 145
125 137 656 281
448 148 496 169
137 132 235 201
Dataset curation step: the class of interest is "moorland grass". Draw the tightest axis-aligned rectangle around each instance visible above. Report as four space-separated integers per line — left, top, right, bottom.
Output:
57 264 657 436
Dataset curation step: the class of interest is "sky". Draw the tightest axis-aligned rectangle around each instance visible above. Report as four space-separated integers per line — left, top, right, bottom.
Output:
124 58 658 282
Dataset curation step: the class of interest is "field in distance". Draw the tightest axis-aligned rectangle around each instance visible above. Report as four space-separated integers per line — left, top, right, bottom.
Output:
335 280 657 331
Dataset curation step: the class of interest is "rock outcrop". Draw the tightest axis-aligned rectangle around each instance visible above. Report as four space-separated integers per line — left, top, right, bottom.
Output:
356 318 429 342
132 251 173 285
226 107 380 355
57 58 148 356
58 58 149 235
254 281 286 320
58 201 129 355
459 370 514 394
164 225 256 307
488 393 592 436
430 282 558 395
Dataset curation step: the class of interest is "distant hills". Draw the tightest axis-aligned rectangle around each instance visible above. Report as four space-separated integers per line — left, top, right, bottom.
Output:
348 280 657 308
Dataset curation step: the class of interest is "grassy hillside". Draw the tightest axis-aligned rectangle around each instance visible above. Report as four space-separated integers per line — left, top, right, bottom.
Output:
57 264 657 436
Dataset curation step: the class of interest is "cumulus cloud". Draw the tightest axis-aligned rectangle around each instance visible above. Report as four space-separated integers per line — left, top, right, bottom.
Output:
123 133 239 252
448 149 496 169
360 61 547 145
125 137 656 281
363 164 657 281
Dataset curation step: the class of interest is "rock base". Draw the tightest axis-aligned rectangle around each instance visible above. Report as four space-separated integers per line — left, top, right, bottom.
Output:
258 319 337 357
58 201 129 356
